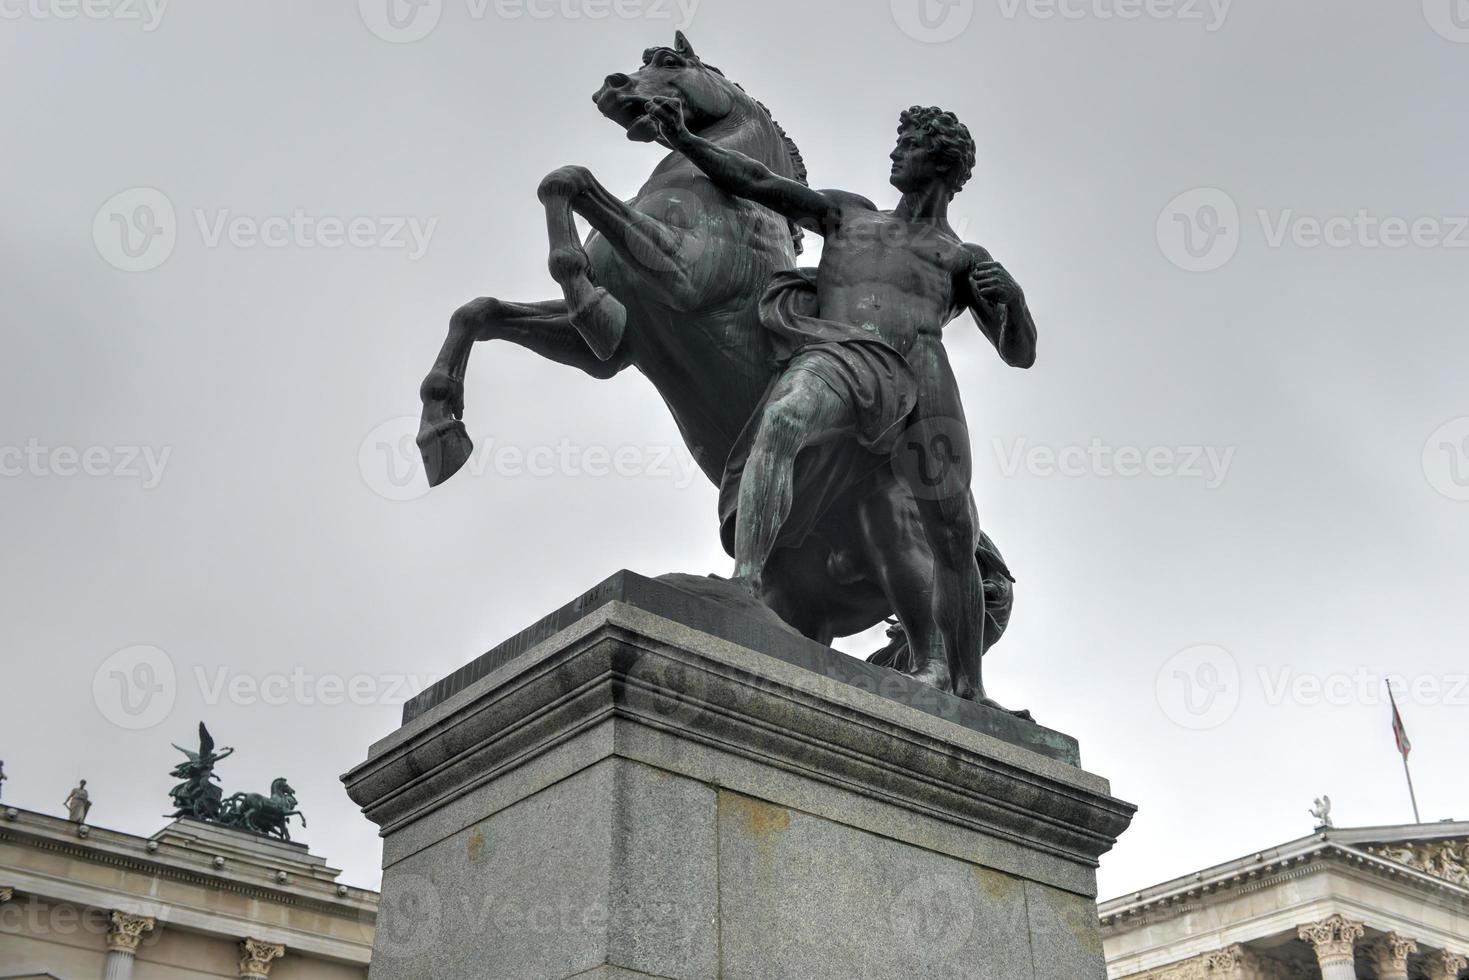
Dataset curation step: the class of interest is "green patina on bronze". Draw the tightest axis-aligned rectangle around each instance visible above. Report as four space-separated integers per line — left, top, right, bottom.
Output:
166 722 306 842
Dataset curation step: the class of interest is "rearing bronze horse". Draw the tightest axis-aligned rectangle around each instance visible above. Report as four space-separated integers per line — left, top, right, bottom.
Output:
416 33 1013 698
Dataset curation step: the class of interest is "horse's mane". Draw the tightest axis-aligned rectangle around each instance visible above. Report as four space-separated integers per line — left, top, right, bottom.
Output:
647 48 810 255
744 94 809 256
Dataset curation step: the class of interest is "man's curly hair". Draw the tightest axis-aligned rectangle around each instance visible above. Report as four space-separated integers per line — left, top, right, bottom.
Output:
897 106 976 192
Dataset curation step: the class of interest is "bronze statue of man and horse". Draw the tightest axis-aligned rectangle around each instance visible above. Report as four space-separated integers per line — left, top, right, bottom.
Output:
417 33 1025 707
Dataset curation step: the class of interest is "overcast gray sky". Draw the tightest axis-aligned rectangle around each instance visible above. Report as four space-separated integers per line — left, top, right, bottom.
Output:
2 0 1466 900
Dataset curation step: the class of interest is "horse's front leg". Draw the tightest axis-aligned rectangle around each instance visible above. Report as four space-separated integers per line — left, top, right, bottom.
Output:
418 297 630 486
538 167 628 360
543 166 705 312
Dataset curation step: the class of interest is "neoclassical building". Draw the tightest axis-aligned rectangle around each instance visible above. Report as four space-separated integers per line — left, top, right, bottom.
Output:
0 805 376 979
1101 819 1469 979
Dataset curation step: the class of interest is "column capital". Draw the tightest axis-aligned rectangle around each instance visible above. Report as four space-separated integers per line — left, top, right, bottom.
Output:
1297 914 1365 964
1425 949 1469 980
1204 944 1274 979
238 937 286 979
1368 933 1419 978
0 887 12 903
105 912 156 954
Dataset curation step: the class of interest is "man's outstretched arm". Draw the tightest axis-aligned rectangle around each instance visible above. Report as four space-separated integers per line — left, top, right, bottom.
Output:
646 97 838 233
962 244 1037 369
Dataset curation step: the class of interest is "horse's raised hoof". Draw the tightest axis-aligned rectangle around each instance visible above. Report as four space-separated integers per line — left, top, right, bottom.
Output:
417 417 474 487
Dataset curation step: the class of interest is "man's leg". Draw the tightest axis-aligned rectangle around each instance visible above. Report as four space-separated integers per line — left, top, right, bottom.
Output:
733 366 853 593
899 341 986 700
855 483 947 675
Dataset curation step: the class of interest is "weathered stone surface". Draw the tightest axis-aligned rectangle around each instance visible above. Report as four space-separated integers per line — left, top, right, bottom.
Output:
369 764 615 980
605 763 718 978
715 791 1035 979
1025 880 1108 980
345 591 1134 979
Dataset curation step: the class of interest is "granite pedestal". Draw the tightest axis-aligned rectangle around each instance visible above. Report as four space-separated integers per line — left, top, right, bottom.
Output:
342 571 1135 979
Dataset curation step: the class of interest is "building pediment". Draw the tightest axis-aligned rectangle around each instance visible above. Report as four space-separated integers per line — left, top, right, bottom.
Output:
1355 836 1469 887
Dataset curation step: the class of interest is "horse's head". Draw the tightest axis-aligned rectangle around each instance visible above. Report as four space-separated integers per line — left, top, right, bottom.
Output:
594 32 741 144
270 777 294 798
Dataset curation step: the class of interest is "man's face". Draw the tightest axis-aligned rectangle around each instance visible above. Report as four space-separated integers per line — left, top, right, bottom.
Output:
889 127 947 194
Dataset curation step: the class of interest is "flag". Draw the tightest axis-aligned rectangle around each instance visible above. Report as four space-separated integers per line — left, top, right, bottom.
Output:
1388 685 1412 760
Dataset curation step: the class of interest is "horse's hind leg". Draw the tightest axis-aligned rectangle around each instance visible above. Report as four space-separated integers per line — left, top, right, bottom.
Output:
538 167 627 361
418 297 629 486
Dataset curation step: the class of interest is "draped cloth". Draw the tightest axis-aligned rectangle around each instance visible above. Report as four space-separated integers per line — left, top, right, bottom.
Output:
718 268 919 555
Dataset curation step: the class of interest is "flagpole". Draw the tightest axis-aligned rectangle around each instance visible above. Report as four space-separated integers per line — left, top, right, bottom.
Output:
1387 682 1422 824
1401 754 1422 824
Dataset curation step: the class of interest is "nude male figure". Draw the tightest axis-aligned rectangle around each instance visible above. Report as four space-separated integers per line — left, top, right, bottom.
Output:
648 98 1037 703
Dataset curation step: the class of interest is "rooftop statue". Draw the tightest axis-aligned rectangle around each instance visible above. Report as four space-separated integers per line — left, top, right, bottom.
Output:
63 780 91 824
163 723 305 842
166 722 234 822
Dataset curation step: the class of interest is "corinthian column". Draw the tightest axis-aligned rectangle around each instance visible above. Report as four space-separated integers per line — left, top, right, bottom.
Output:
103 911 155 980
238 937 286 979
1368 934 1418 980
1424 949 1469 980
1297 914 1365 980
